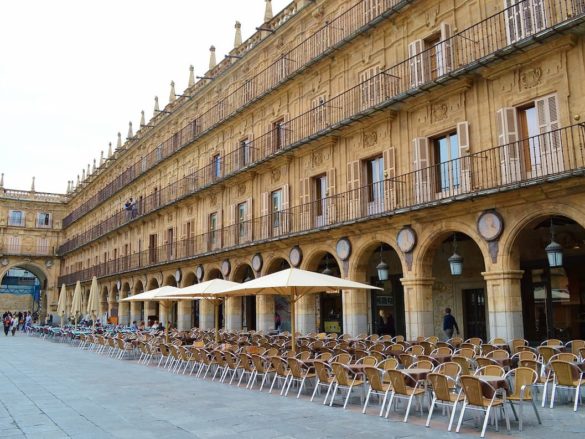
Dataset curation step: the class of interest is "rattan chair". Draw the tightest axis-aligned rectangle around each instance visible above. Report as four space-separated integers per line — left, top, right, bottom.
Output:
362 366 392 416
549 360 585 411
474 365 505 377
249 354 275 391
268 356 289 394
426 373 462 430
310 360 335 404
329 362 366 409
504 367 542 431
384 369 425 422
456 375 510 438
284 357 315 398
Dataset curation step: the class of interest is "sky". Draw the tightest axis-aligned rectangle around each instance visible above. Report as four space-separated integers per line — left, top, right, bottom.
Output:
0 0 290 194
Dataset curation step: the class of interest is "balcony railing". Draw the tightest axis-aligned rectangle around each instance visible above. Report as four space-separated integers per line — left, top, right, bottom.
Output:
58 123 585 286
57 0 585 256
0 188 67 203
62 0 414 228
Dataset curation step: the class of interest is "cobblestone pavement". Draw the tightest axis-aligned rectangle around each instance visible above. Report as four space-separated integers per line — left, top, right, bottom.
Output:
0 334 584 439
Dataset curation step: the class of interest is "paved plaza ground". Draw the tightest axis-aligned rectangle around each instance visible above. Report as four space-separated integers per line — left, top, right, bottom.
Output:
0 334 584 439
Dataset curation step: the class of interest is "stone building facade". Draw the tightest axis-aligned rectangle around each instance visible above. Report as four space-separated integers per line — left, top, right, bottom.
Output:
4 0 585 342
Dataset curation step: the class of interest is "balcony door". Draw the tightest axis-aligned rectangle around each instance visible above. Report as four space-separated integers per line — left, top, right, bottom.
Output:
366 156 384 215
314 174 328 227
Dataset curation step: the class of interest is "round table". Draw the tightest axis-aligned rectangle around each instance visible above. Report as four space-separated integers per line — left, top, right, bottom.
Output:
477 375 509 396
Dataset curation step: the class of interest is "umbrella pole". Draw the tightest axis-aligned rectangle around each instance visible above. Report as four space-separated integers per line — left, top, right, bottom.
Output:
214 301 219 344
291 292 296 354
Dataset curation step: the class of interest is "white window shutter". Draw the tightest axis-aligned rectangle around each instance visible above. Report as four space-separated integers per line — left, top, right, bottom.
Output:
496 107 521 183
413 138 431 203
327 168 337 223
457 121 470 154
299 177 310 230
383 147 396 210
439 22 453 75
408 40 425 87
261 191 270 238
281 184 290 233
347 160 361 219
536 94 564 173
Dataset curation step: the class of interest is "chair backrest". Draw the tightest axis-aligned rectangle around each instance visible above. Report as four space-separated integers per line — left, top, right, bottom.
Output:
460 375 491 407
475 364 505 377
364 366 385 391
357 355 377 366
388 343 405 353
331 362 353 386
224 351 239 368
551 352 578 362
331 353 352 365
387 370 410 395
550 360 580 387
457 347 476 359
295 350 311 361
544 338 563 347
420 341 434 355
426 336 439 344
265 348 279 357
481 344 496 356
487 349 509 360
377 357 399 371
568 339 585 356
537 346 556 364
432 346 453 356
466 337 482 346
316 352 332 362
476 357 498 368
434 361 461 380
314 360 332 382
239 353 254 372
379 334 393 342
410 360 434 370
370 351 385 362
506 367 537 400
287 358 305 379
270 356 288 376
251 354 267 373
448 336 464 346
516 351 537 361
511 338 528 354
393 335 405 343
407 345 424 356
399 354 416 368
370 343 384 352
490 337 507 345
428 373 455 402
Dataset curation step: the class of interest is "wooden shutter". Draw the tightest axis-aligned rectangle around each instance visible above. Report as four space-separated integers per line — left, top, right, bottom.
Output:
299 177 310 230
536 94 563 173
408 40 425 87
261 191 270 238
347 160 361 219
496 107 521 183
457 121 471 192
413 138 430 203
227 204 236 246
439 23 453 75
281 184 290 233
326 168 337 223
383 148 396 211
246 197 253 242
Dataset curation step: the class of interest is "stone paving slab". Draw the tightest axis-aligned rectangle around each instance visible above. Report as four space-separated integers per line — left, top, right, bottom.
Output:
1 334 584 438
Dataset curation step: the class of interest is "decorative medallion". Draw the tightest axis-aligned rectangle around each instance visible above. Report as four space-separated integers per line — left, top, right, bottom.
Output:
477 210 504 242
431 103 448 122
210 194 218 206
237 183 247 196
363 131 378 148
520 67 542 90
271 168 281 183
252 253 263 272
221 260 231 278
336 237 352 261
289 246 303 268
397 226 417 253
195 265 204 281
45 259 54 268
174 269 182 283
312 151 324 167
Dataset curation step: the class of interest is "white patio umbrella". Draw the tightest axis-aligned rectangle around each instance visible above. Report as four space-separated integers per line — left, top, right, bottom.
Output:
156 279 240 342
86 276 100 328
70 281 83 325
56 284 68 327
222 268 382 352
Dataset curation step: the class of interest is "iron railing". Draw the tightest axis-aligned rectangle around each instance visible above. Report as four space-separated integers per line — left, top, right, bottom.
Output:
58 123 585 285
58 0 585 255
61 0 414 228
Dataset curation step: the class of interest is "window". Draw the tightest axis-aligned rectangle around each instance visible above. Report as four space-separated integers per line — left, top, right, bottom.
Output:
504 0 547 44
314 174 327 216
209 212 218 245
239 138 252 167
275 55 290 82
166 228 174 259
7 236 20 253
148 234 157 264
243 79 255 103
359 67 383 110
518 104 541 171
238 202 248 239
433 132 460 192
212 154 222 179
37 212 51 228
271 189 283 228
37 238 49 255
155 144 163 162
366 156 384 202
272 118 286 151
363 0 381 22
409 23 453 87
311 96 328 131
8 210 24 227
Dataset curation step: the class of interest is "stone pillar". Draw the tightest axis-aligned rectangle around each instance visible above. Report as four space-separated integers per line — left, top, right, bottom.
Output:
342 290 368 336
177 300 193 331
296 294 316 334
144 301 158 323
199 299 215 330
400 277 435 340
482 270 524 341
130 302 141 323
225 297 242 330
99 298 108 317
159 302 170 326
119 300 130 325
257 295 274 333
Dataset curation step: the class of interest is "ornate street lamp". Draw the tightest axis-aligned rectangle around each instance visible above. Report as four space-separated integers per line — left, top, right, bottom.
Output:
449 234 463 276
376 244 389 281
546 218 563 268
244 267 254 282
322 254 334 276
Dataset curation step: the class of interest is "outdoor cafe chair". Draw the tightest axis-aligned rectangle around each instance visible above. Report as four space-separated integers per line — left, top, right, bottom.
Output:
285 357 316 398
315 352 332 362
329 353 352 365
566 339 585 357
466 337 483 346
376 358 399 379
480 344 496 356
448 336 463 347
115 337 136 360
550 352 578 363
425 372 462 430
511 351 537 362
456 375 510 438
475 365 505 377
362 366 392 416
211 350 228 381
399 354 416 369
432 362 461 383
504 367 542 431
356 355 377 366
541 338 563 347
511 338 529 354
476 357 499 368
537 346 557 364
392 335 405 343
489 337 507 345
426 336 439 344
196 349 214 379
236 353 255 388
311 360 335 404
249 354 275 391
549 360 585 411
329 362 366 409
221 351 240 383
409 360 434 371
384 369 425 422
369 351 385 362
406 345 425 356
431 346 453 357
268 356 289 394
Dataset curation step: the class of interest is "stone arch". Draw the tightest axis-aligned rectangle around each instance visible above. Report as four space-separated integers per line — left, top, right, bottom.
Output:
301 246 341 273
146 277 159 291
205 267 223 280
99 285 109 317
262 256 290 276
231 263 254 282
163 274 177 287
413 220 491 278
0 261 50 318
120 282 131 300
349 238 406 282
133 279 144 295
181 270 197 287
499 201 585 270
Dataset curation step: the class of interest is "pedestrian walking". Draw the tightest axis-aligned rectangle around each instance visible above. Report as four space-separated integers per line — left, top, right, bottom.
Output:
11 315 18 336
3 313 11 336
443 307 459 340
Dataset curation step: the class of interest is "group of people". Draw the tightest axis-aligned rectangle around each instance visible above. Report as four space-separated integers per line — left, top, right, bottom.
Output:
2 311 32 336
130 320 168 331
123 197 137 219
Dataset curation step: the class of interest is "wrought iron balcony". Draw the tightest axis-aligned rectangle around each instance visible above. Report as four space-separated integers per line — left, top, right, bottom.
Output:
58 0 585 255
61 0 414 228
58 123 585 286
